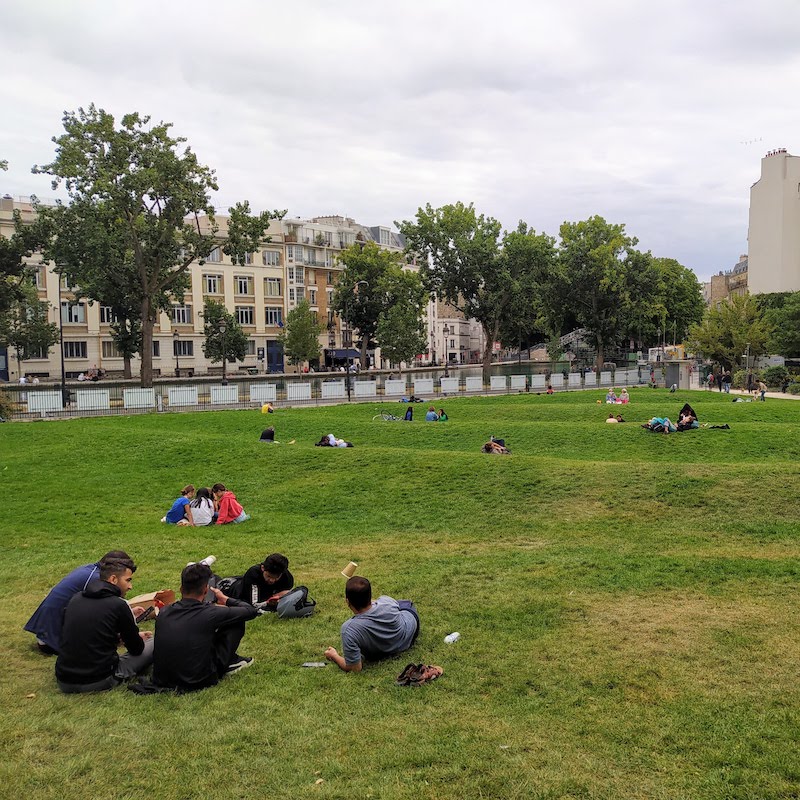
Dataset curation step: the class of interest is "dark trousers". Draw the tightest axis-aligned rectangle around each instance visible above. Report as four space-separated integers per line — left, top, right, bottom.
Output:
212 620 247 678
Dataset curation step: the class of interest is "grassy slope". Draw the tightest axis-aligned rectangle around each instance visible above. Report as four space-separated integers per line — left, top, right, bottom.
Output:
1 388 799 800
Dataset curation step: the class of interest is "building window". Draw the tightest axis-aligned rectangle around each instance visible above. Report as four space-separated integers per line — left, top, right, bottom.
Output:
246 339 256 356
450 339 455 348
325 231 332 246
204 274 222 294
295 287 305 302
380 229 390 246
307 269 315 284
99 306 116 324
287 266 295 282
287 245 293 261
295 246 303 262
63 341 88 359
171 304 192 325
327 271 334 285
153 341 160 357
265 278 282 297
326 289 334 306
236 306 254 325
26 345 49 360
32 267 45 289
262 250 280 266
309 289 317 305
174 340 194 357
102 341 123 359
266 307 283 326
235 275 253 295
289 287 295 302
61 302 86 324
295 267 304 284
206 247 222 263
311 310 318 323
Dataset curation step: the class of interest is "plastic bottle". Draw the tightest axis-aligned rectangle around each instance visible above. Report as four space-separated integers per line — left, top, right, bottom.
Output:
444 632 461 644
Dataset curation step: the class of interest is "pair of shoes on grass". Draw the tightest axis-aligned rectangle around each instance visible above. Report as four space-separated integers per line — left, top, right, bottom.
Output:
396 663 443 686
226 655 254 675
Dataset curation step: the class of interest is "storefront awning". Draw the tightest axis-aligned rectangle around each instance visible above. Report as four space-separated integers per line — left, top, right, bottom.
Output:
326 348 361 359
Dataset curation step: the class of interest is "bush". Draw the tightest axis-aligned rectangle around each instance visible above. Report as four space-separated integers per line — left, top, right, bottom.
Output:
0 391 13 421
732 369 748 389
788 382 800 395
762 365 790 387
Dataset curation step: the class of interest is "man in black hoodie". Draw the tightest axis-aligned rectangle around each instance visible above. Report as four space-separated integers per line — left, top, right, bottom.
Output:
153 562 257 693
55 555 153 693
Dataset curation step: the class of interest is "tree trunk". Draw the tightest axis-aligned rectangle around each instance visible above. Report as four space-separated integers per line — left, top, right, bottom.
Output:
360 338 368 370
481 322 497 384
123 355 132 380
595 340 605 374
139 297 154 387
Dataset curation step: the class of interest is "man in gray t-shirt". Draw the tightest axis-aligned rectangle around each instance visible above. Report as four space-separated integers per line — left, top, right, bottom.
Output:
324 576 419 672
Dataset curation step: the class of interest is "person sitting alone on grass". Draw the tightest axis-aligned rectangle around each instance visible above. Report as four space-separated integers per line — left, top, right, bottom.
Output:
55 555 153 694
188 487 215 526
425 405 439 421
161 485 196 525
546 385 554 395
24 549 132 655
212 483 250 524
260 426 277 443
324 576 419 673
404 407 413 421
152 563 258 693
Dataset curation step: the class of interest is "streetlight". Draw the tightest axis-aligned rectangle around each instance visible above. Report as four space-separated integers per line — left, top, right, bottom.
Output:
57 271 67 407
345 280 368 401
217 319 228 386
442 324 451 377
173 330 180 378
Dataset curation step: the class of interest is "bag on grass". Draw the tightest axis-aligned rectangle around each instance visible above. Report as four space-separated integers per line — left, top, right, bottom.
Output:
276 586 316 619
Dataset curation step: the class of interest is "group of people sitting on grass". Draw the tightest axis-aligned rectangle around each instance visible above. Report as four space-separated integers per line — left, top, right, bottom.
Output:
425 406 448 421
25 551 421 693
605 388 630 404
161 484 249 526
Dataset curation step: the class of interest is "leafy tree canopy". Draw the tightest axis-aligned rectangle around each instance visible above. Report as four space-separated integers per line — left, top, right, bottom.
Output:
279 299 323 366
201 300 248 365
375 269 428 370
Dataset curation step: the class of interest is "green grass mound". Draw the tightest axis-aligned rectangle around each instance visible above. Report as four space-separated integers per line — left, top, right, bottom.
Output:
2 389 799 799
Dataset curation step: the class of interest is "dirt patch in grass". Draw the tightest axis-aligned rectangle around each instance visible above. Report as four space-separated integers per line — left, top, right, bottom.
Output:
570 591 800 697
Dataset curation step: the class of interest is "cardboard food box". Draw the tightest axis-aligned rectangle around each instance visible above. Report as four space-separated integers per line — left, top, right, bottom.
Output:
127 589 176 621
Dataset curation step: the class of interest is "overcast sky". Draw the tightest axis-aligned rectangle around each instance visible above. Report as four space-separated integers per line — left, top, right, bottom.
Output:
2 1 799 281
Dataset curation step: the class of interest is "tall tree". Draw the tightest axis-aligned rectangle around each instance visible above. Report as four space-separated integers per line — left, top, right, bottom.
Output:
687 293 772 370
279 299 323 368
651 257 705 346
398 202 504 378
553 216 658 370
34 105 283 386
201 300 247 378
497 222 557 357
375 269 428 371
760 291 800 357
0 201 48 318
331 242 405 368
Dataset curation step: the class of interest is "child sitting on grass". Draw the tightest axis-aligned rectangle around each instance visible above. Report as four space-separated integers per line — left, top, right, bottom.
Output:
212 483 250 524
161 485 195 526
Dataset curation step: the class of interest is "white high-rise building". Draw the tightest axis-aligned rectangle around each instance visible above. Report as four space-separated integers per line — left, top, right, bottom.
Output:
748 148 800 294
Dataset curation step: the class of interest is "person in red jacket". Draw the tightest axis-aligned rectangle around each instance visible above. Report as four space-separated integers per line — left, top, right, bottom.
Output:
212 483 250 524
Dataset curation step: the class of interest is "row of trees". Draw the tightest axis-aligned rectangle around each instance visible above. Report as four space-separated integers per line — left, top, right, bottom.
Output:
13 104 792 384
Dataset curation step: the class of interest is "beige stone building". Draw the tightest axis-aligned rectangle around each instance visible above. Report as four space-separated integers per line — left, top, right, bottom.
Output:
748 148 800 294
702 255 749 307
0 197 420 381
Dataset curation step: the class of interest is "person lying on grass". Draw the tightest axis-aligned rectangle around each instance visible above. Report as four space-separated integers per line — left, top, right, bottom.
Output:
324 576 419 673
153 563 258 693
55 555 153 694
316 433 354 448
482 437 510 454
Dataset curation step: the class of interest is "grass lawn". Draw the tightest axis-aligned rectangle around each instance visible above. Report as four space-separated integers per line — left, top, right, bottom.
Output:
2 388 799 800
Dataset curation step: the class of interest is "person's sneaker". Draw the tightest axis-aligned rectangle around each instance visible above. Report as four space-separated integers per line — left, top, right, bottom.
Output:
226 656 254 674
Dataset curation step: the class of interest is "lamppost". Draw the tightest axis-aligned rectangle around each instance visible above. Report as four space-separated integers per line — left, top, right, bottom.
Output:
217 319 228 386
173 330 180 378
57 271 67 406
345 280 368 401
442 324 451 377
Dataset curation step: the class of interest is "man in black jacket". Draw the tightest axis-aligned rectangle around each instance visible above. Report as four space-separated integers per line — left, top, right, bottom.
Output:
55 555 153 693
153 563 258 693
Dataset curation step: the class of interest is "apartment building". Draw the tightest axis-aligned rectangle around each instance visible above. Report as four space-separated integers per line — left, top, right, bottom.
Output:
702 255 749 307
748 148 800 294
0 196 418 381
